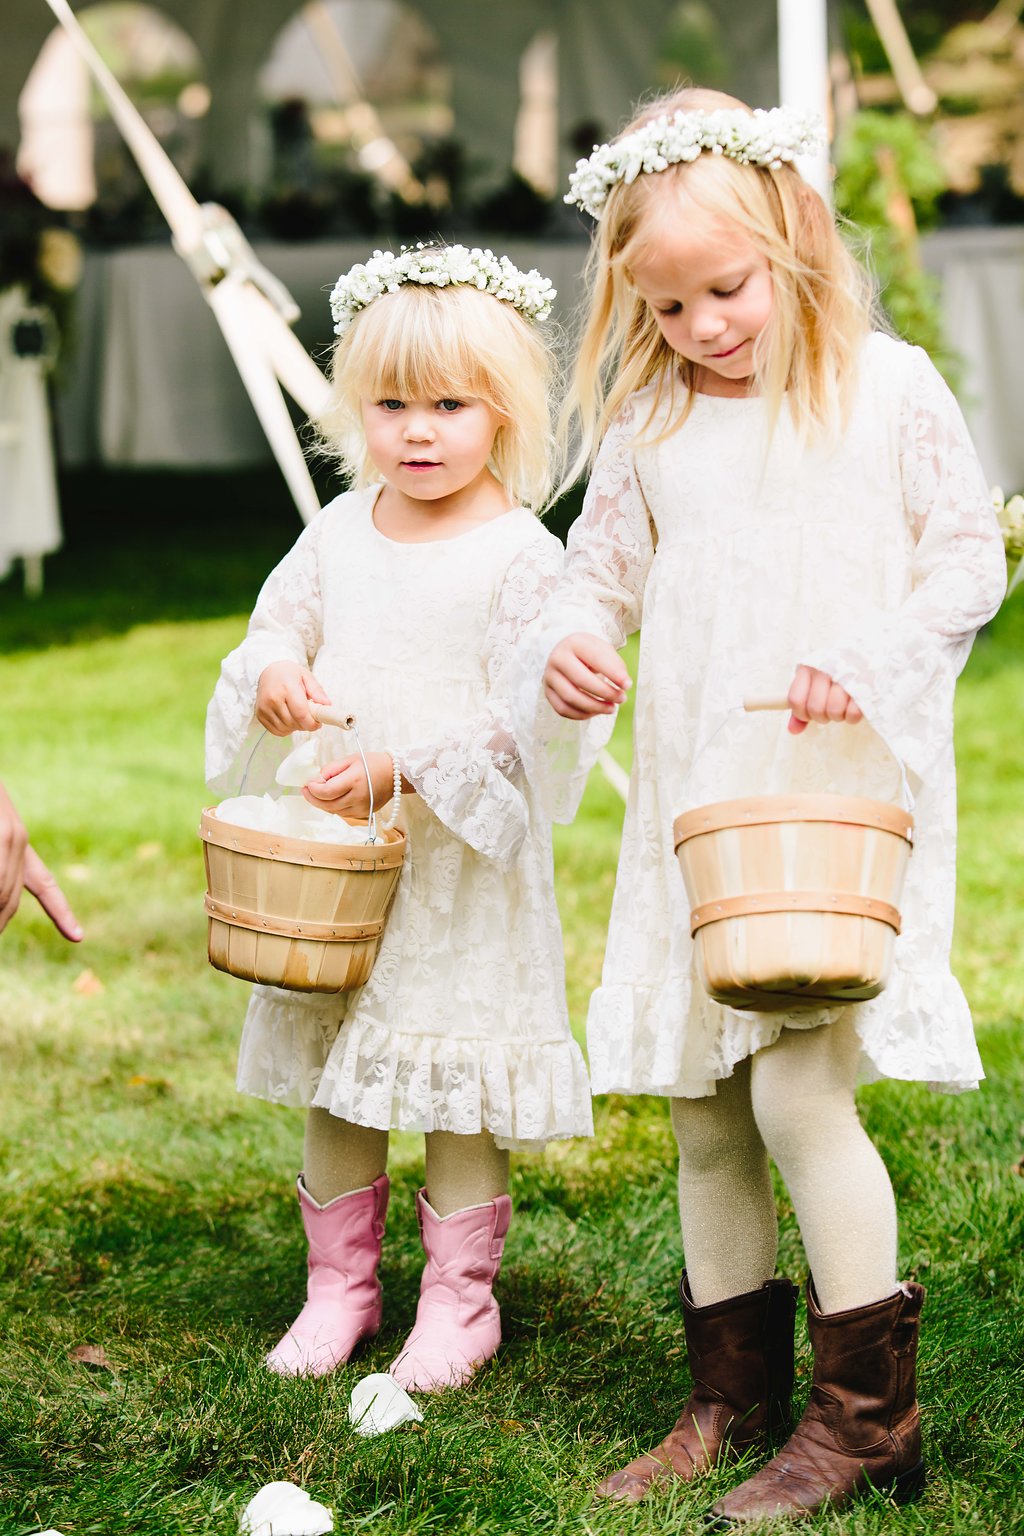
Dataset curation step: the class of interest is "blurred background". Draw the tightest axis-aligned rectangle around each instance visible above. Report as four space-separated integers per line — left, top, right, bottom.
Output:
2 0 1023 604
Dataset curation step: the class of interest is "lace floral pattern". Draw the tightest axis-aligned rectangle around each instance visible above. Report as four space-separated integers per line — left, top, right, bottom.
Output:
514 333 1005 1097
206 488 593 1147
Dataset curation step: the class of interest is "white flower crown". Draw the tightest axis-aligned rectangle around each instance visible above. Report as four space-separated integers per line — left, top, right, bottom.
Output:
329 244 556 336
565 106 826 219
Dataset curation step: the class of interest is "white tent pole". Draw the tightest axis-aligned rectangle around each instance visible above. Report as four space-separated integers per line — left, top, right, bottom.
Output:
777 0 832 201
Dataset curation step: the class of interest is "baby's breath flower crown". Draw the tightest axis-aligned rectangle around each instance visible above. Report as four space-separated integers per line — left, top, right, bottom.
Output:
329 243 556 337
565 106 826 219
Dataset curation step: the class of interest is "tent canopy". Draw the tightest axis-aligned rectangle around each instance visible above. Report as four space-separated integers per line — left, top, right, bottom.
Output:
3 0 789 192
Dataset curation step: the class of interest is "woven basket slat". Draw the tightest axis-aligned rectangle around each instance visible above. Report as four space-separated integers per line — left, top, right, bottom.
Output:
673 793 912 1011
201 808 405 994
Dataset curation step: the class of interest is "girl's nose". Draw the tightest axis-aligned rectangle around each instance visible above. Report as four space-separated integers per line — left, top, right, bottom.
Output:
403 414 435 442
690 304 727 342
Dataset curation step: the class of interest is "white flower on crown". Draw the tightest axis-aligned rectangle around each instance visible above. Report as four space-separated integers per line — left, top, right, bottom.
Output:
329 243 556 335
565 106 827 219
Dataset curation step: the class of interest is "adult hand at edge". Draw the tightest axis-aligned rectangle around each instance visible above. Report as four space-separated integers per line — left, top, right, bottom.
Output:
23 844 83 941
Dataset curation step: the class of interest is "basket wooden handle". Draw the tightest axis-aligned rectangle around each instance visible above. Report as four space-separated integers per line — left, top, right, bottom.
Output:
309 704 356 730
742 695 792 713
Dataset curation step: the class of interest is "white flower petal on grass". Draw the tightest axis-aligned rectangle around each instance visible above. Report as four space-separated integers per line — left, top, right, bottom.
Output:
239 1481 333 1536
349 1372 424 1436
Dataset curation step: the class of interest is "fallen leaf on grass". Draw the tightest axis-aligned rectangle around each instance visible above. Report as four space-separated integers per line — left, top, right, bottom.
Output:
72 969 105 996
127 1073 173 1096
64 864 92 883
69 1344 114 1371
136 841 163 861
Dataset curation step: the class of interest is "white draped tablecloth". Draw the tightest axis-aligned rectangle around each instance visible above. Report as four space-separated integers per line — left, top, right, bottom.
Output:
53 229 1024 494
53 239 590 471
921 225 1024 495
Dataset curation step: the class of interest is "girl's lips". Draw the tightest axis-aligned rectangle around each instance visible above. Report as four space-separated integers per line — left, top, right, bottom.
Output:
401 460 441 470
709 340 745 360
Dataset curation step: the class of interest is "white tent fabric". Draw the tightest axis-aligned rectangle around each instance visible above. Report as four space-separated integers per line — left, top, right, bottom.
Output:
3 0 794 194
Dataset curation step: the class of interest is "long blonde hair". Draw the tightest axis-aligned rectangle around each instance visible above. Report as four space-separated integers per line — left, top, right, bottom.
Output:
562 87 874 484
319 277 556 511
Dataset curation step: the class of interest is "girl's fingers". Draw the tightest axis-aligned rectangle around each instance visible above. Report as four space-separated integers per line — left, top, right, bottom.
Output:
787 666 861 728
545 671 616 719
304 671 332 708
572 634 631 690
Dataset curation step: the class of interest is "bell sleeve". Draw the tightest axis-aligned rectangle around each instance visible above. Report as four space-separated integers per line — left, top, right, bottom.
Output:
511 405 656 821
205 511 326 794
803 346 1007 788
393 530 566 870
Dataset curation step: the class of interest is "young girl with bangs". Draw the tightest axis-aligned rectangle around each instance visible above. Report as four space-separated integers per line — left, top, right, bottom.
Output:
519 89 1005 1521
206 246 592 1392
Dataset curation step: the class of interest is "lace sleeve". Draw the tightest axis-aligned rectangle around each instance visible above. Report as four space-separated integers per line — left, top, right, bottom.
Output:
394 530 565 869
205 513 325 793
512 405 656 821
804 346 1007 786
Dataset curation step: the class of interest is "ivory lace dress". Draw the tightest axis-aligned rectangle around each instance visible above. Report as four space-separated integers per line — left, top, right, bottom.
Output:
516 333 1006 1099
206 486 593 1150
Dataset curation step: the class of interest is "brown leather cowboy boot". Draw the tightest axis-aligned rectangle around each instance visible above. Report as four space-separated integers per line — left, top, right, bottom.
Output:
595 1272 798 1503
706 1280 926 1526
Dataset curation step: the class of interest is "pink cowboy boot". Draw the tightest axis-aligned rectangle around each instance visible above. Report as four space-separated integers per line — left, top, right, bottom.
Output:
389 1190 512 1391
266 1173 389 1377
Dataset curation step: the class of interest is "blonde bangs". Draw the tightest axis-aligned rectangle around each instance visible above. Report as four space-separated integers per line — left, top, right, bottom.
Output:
318 281 557 510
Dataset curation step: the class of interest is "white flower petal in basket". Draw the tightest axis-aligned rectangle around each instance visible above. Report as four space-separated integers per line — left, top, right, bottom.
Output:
275 739 322 788
239 1480 333 1536
215 794 376 845
349 1372 424 1437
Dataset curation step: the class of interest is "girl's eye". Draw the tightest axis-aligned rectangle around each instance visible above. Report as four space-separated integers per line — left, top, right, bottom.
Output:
656 303 681 317
437 399 463 412
713 279 746 299
379 399 404 411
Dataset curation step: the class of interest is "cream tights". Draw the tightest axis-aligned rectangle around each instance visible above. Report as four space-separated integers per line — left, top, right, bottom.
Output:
303 1107 509 1218
671 1016 898 1315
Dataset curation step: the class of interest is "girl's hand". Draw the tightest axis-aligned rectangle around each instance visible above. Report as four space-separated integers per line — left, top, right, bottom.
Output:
786 665 863 735
544 633 631 721
302 752 400 820
256 662 331 736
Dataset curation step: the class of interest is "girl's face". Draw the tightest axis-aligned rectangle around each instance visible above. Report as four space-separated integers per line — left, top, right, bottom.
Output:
629 214 774 397
361 393 502 505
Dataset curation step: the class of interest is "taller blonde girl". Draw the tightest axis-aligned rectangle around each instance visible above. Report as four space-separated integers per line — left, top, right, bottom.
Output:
519 87 1006 1525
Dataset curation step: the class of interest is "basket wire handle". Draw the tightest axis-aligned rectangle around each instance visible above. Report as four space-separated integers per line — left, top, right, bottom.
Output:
309 703 378 843
237 703 382 843
740 695 914 813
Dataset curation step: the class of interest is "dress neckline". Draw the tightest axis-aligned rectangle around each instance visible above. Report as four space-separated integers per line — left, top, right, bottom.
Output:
366 485 528 547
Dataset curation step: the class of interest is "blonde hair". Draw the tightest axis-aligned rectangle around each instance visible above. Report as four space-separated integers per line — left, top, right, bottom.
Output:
562 87 874 483
319 277 556 511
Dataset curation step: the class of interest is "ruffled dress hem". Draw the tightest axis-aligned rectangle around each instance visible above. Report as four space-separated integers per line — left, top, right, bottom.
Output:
586 965 983 1100
236 990 594 1151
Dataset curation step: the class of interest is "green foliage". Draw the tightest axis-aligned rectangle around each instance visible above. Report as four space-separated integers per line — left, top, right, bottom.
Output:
834 110 958 381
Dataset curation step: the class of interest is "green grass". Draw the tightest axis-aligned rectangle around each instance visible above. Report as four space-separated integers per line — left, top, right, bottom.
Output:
0 475 1022 1534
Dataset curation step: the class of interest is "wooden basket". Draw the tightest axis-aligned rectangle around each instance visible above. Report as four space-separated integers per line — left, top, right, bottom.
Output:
673 701 913 1011
201 809 405 993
